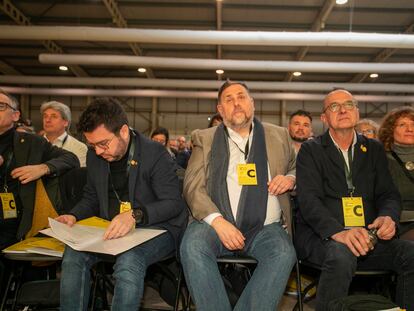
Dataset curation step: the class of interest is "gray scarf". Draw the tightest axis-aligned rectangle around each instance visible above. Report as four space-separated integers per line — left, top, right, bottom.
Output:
207 118 268 248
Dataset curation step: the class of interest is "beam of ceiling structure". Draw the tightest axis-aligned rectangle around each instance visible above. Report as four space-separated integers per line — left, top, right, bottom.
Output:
0 0 88 77
0 60 20 75
38 53 414 74
350 22 414 83
2 86 414 103
285 0 335 81
1 75 413 93
2 26 414 49
102 0 154 79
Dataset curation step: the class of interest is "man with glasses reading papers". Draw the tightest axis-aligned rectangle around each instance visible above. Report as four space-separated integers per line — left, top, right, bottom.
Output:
56 97 187 311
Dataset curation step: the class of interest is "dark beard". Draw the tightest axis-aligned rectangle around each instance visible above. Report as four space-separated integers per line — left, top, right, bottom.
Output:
291 136 308 143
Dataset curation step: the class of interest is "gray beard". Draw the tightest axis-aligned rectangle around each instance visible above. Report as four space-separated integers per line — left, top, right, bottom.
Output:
225 115 253 132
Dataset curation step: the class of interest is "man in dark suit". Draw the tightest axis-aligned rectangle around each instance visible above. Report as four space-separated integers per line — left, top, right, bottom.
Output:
56 97 187 310
295 89 414 311
0 89 79 293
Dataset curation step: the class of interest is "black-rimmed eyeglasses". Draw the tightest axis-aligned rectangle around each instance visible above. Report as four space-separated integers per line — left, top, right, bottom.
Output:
323 100 358 113
0 102 17 111
86 134 116 151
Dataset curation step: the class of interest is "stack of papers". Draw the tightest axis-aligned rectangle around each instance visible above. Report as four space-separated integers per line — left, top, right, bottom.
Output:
41 217 166 256
3 237 65 258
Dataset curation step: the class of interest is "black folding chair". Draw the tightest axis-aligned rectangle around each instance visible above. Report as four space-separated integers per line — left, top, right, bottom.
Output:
185 255 257 311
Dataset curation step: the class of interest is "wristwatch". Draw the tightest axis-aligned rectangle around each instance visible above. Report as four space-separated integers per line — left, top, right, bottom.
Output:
131 208 144 224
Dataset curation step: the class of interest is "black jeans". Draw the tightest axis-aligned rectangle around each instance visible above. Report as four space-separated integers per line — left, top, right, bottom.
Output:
298 237 414 311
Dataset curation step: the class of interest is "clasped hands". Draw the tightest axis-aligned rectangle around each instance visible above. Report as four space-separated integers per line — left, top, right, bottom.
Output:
331 216 396 257
211 175 295 251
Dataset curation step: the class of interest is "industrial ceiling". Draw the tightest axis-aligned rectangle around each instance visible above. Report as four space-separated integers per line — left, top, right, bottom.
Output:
0 0 413 97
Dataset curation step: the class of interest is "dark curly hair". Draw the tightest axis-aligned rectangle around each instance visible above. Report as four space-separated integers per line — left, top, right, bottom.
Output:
378 106 414 151
151 127 170 143
77 97 128 134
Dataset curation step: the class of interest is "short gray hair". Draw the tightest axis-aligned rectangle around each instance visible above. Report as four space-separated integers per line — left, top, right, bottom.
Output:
0 89 19 110
40 101 71 129
356 118 379 132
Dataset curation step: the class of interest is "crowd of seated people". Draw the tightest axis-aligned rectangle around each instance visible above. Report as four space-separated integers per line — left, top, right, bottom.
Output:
1 84 414 311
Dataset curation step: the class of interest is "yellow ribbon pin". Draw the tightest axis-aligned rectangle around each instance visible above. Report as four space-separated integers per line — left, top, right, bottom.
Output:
360 145 367 152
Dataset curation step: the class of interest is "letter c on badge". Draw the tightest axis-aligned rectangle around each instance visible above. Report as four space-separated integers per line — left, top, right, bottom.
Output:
9 199 16 209
247 169 256 178
353 205 362 217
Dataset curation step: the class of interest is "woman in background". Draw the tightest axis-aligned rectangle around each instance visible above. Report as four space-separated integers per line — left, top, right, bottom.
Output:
150 126 177 161
379 106 414 240
355 118 379 139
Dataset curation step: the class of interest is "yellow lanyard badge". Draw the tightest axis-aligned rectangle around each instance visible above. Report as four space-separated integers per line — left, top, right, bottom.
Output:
237 163 258 186
342 196 365 227
1 192 17 219
119 201 132 214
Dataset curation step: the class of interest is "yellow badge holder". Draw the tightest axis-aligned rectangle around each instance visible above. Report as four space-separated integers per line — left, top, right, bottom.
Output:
1 192 17 219
342 196 365 227
237 163 258 186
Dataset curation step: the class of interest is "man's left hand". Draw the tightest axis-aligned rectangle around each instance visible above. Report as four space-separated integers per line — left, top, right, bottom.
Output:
368 216 396 240
267 175 295 195
11 164 50 184
103 210 135 240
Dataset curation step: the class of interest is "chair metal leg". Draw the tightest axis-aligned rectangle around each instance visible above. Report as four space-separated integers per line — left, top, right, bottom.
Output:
174 267 182 311
1 268 14 310
186 290 192 311
294 261 304 311
90 270 99 310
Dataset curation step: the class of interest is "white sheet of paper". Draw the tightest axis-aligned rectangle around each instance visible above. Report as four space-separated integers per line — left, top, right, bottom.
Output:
26 247 63 258
41 218 166 256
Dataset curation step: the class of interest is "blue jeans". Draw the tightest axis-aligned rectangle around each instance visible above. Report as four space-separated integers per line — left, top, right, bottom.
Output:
60 232 175 311
180 221 296 311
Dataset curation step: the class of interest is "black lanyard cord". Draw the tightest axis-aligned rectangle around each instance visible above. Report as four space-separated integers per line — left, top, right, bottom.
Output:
2 151 14 192
61 134 68 147
107 131 136 204
224 126 251 161
338 145 354 195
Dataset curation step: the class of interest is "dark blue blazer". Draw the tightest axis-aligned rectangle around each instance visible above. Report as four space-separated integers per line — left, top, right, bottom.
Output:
1 130 80 242
70 130 188 244
295 130 401 251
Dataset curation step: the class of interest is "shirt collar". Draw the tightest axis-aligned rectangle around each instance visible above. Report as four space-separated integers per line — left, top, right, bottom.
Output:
44 131 68 143
226 121 254 143
329 130 357 151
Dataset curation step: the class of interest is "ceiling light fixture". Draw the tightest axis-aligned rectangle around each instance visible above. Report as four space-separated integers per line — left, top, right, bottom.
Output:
216 69 224 74
138 67 146 73
293 71 302 77
369 73 379 78
59 65 68 71
336 0 348 4
42 54 414 74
